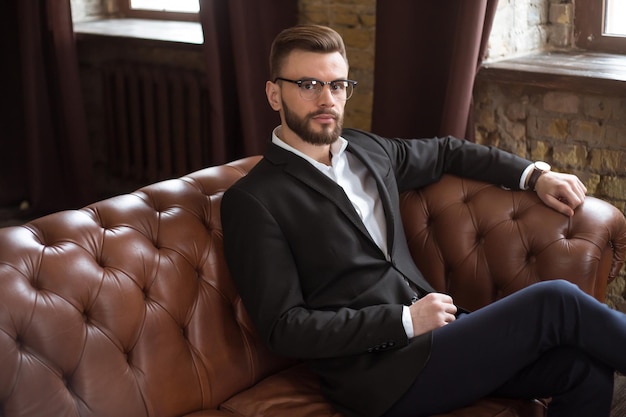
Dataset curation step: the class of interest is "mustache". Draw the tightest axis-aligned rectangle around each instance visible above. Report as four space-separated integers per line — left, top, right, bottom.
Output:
308 109 339 119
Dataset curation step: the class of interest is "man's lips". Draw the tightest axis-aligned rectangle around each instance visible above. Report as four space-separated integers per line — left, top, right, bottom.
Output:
311 113 337 123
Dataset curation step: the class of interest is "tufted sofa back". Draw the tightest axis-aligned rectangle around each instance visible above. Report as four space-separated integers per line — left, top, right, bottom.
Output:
0 156 292 417
400 174 626 310
1 156 626 417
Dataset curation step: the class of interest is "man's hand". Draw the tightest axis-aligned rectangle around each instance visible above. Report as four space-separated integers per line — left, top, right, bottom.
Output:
409 293 457 337
534 171 587 217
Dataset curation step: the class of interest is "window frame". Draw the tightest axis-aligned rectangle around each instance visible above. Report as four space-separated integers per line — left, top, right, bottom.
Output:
119 0 200 22
575 0 626 54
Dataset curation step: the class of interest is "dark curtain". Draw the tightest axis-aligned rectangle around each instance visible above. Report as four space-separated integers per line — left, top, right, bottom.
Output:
0 0 93 218
372 0 499 140
199 0 297 163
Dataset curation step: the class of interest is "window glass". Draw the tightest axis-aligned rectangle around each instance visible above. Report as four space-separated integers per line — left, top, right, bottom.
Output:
605 0 626 36
129 0 199 13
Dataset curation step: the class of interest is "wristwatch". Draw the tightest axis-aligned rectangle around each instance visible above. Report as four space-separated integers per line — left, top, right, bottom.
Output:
527 161 551 191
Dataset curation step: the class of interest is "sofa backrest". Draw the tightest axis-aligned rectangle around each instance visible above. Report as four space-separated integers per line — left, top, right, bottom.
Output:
0 156 293 417
399 174 626 311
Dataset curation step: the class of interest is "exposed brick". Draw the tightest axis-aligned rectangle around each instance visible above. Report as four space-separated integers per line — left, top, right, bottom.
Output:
548 23 572 48
529 140 550 161
527 116 569 141
605 124 626 148
543 92 579 114
570 120 605 144
598 176 626 201
478 108 497 132
583 96 618 120
608 276 626 306
589 149 626 174
298 4 330 25
346 49 374 72
339 28 373 49
498 124 528 155
506 99 528 121
501 116 526 141
549 3 572 25
333 7 362 27
552 143 587 168
360 12 376 27
578 172 601 195
333 0 374 4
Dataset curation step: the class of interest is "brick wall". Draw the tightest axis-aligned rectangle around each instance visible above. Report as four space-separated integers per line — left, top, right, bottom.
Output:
486 0 574 59
474 82 626 211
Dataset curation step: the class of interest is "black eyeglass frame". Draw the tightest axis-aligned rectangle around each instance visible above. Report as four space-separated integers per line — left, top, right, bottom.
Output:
274 77 358 101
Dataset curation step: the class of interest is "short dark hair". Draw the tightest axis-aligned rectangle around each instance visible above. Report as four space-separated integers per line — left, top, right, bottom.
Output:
269 25 348 80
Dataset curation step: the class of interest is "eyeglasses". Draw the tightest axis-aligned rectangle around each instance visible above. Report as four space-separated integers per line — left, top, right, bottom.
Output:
274 77 357 101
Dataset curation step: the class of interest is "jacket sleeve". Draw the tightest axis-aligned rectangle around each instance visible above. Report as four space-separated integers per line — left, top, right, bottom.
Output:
221 185 410 360
343 129 532 192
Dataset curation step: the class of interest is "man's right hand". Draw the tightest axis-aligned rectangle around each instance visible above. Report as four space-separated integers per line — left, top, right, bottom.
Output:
409 293 457 337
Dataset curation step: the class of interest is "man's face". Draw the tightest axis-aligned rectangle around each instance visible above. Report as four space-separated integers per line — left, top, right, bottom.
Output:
266 50 349 147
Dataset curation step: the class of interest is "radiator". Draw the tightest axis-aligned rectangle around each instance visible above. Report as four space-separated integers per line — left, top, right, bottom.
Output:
102 62 210 183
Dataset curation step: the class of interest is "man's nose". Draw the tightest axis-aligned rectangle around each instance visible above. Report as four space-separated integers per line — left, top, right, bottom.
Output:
316 84 336 105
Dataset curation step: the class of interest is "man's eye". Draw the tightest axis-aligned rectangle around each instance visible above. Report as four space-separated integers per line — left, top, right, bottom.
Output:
301 81 317 90
331 82 347 91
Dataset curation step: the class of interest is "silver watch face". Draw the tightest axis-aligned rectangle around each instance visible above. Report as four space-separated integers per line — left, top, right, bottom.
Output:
534 161 551 172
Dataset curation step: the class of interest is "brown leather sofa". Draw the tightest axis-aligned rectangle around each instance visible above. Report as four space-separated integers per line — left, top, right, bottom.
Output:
1 155 626 417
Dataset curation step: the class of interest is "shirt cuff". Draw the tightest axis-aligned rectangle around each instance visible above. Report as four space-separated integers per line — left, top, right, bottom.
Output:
402 305 414 339
520 163 534 190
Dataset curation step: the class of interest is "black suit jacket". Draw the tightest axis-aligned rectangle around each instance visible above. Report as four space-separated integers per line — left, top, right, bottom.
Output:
221 128 531 417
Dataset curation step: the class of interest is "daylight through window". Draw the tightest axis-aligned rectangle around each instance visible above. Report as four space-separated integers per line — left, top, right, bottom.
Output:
129 0 200 13
605 0 626 36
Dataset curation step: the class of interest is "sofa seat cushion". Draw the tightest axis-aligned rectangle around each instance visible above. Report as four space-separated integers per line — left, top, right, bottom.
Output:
430 398 546 417
220 363 546 417
220 364 342 417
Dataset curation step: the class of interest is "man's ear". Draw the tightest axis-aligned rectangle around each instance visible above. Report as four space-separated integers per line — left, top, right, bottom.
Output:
266 81 282 111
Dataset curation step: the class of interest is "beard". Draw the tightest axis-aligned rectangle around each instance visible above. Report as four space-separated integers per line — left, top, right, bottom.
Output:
282 99 343 146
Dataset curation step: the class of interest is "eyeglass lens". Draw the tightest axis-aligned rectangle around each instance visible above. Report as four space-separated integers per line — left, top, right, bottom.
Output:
299 80 354 101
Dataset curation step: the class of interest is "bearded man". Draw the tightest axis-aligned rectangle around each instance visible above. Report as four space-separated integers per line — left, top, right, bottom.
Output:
221 25 626 417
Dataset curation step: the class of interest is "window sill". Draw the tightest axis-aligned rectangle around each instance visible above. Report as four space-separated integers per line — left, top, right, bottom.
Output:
478 51 626 95
74 18 203 46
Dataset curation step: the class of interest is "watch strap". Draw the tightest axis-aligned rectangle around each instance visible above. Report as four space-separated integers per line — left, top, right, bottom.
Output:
528 167 545 191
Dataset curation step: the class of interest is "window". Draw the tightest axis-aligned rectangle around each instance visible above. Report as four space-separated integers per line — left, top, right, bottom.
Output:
120 0 200 21
605 0 626 36
575 0 626 53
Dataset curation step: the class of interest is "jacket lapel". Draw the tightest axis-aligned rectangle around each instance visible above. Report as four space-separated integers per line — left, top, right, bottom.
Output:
265 144 375 244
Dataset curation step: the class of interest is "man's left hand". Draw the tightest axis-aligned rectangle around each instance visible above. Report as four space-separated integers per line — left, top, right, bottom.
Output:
534 171 587 217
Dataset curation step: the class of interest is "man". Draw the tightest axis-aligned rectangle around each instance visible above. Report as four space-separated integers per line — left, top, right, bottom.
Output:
221 24 625 417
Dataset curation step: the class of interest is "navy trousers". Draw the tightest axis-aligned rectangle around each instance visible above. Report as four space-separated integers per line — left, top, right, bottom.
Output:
382 280 624 417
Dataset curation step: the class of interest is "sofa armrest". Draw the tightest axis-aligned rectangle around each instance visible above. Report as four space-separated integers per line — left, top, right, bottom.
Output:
400 175 626 310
